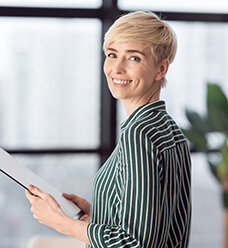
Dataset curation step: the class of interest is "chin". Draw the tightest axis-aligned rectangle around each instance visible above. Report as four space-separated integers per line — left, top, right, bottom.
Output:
110 93 122 100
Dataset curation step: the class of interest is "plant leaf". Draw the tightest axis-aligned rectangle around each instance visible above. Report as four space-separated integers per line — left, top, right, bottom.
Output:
182 128 207 149
185 109 210 134
220 140 228 168
208 160 220 183
207 83 228 133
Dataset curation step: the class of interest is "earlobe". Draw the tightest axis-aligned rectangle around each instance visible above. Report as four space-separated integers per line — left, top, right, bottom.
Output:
155 59 169 81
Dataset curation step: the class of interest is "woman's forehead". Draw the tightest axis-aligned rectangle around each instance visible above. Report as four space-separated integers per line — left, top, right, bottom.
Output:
106 41 151 52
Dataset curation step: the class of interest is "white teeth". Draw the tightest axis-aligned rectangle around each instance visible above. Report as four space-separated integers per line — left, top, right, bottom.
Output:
113 79 132 85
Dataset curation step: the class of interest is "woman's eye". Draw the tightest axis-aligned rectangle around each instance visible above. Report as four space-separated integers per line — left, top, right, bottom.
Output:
107 53 117 58
130 56 141 62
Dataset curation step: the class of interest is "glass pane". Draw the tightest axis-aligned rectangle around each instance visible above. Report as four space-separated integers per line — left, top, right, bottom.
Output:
119 130 223 246
161 22 228 128
118 0 228 13
190 153 223 247
0 18 101 149
0 0 101 8
0 153 99 248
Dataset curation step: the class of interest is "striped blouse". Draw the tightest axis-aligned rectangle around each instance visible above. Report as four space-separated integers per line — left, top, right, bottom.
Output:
87 100 191 248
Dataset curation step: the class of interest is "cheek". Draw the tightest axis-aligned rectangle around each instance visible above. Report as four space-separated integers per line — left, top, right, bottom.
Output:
133 68 147 83
103 59 110 78
142 68 157 82
103 61 107 76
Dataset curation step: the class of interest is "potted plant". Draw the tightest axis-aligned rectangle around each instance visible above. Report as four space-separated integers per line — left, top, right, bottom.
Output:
181 83 228 248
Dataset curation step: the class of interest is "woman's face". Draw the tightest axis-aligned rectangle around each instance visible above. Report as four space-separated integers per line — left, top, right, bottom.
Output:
104 41 164 108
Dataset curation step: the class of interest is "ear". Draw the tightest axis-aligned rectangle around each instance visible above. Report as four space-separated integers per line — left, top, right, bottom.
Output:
155 59 170 81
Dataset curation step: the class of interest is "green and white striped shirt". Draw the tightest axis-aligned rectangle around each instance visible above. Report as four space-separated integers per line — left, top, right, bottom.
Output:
87 100 191 248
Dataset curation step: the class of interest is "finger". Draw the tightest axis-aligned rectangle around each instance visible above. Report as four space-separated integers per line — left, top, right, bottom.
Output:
28 185 43 198
62 193 78 202
62 193 75 199
62 193 85 208
25 189 33 201
80 214 89 222
25 189 41 205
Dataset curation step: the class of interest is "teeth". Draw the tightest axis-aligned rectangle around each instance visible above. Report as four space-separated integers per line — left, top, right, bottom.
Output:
113 79 132 85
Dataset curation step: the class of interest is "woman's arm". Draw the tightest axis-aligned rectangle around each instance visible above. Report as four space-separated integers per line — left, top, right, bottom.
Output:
25 185 90 245
87 130 161 248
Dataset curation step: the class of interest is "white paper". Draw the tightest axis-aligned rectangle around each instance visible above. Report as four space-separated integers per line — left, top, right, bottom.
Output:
0 148 82 219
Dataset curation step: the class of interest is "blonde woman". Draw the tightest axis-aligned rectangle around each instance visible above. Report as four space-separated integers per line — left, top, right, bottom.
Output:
26 11 191 248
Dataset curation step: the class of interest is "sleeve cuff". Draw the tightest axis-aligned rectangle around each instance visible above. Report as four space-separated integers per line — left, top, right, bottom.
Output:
87 223 106 248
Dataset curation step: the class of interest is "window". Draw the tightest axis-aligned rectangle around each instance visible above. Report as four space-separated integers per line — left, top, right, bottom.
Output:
161 22 228 126
0 18 101 149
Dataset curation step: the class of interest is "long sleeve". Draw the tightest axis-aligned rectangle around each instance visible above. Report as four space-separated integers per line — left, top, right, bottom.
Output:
87 101 191 248
118 126 162 247
87 127 162 248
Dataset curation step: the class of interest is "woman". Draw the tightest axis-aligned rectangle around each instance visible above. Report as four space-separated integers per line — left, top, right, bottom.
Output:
26 11 191 248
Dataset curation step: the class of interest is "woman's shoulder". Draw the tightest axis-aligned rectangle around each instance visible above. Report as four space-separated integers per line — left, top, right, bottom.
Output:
120 110 185 151
119 118 157 154
121 112 161 139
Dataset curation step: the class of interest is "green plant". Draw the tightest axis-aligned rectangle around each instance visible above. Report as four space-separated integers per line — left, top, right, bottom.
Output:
182 83 228 247
182 83 228 206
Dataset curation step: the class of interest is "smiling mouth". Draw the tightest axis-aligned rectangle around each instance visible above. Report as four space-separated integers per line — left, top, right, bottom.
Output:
112 78 132 85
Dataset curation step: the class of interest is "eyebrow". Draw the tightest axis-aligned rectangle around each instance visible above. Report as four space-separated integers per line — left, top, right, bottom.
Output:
106 47 146 57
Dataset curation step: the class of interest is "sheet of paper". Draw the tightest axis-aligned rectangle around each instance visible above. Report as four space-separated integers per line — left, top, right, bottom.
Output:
0 148 82 219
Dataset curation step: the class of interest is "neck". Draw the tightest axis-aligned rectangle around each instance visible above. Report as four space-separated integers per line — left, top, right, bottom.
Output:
123 85 161 116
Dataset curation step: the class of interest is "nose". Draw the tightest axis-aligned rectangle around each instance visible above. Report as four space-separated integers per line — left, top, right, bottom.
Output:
113 59 126 74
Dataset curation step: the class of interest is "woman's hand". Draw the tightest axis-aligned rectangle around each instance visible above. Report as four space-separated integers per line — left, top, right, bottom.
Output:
25 185 71 234
25 185 91 245
62 193 90 222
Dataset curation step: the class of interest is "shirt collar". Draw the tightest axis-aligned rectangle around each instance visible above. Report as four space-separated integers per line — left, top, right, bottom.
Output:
120 100 166 132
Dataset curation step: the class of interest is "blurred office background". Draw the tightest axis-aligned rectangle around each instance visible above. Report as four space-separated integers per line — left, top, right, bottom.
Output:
0 0 228 247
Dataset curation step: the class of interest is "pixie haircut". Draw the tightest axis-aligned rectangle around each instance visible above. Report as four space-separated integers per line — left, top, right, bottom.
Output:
103 11 177 86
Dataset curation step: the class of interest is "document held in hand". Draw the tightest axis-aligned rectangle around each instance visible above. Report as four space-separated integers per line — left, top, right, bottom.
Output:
0 148 82 220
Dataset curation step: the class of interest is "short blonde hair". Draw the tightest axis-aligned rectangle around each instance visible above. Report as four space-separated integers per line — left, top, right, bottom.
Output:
103 11 177 86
